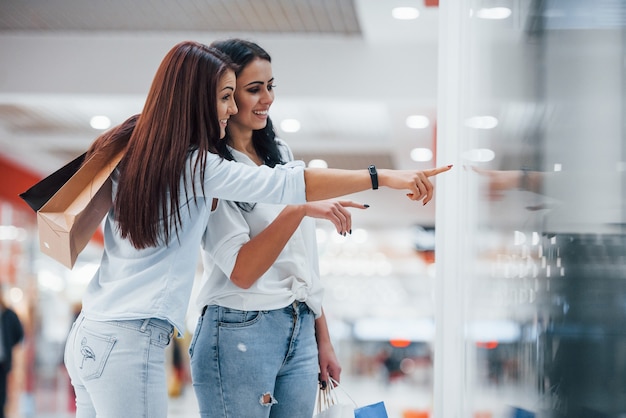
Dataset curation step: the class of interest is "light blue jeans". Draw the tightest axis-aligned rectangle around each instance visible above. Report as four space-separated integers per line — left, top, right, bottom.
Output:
63 313 174 418
189 301 319 418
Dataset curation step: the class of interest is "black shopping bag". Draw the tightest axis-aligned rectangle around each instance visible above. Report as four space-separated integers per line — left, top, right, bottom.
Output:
19 153 86 212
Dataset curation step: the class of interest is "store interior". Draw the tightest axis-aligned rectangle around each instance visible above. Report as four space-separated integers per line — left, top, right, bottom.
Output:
2 1 625 417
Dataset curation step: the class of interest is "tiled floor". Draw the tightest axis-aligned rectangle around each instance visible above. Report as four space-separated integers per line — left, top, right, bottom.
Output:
166 378 433 418
25 377 433 418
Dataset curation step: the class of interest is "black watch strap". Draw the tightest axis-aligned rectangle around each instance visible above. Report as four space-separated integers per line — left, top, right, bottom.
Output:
368 165 379 190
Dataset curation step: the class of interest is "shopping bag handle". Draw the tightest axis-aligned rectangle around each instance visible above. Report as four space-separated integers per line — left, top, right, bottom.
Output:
327 377 359 408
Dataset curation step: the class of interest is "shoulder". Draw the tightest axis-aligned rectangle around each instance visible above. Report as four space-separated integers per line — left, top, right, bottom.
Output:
274 138 293 162
274 137 289 150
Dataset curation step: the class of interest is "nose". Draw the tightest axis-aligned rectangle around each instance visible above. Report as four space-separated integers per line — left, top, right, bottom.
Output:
229 100 238 115
260 88 274 105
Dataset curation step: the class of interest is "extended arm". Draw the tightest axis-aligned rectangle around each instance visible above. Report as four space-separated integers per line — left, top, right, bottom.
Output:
230 200 366 288
304 166 453 204
200 152 452 206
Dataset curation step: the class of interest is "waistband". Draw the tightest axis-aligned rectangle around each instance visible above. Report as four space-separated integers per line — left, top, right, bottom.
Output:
200 300 312 316
78 312 173 334
116 317 174 334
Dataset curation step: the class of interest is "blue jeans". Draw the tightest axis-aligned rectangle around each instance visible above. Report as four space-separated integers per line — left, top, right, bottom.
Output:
189 302 319 418
64 313 174 418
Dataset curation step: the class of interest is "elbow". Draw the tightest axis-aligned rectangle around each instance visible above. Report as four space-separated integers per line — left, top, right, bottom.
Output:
229 271 254 289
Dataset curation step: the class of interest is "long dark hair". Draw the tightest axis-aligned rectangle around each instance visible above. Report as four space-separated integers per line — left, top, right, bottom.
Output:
86 41 237 249
211 38 286 211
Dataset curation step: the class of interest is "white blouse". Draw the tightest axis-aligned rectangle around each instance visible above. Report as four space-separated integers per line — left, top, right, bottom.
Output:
196 139 324 317
82 150 306 334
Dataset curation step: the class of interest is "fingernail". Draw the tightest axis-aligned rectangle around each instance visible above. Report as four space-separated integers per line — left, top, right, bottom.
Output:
343 232 347 236
448 164 453 168
321 380 327 390
349 229 352 234
364 204 370 208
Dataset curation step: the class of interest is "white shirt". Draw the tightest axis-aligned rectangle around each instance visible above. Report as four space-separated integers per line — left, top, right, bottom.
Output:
196 139 323 317
82 150 306 334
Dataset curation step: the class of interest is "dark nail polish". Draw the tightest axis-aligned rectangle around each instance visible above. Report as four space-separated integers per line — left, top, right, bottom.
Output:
364 204 370 208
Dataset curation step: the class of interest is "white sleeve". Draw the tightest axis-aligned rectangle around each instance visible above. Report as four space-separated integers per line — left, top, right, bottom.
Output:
194 152 306 204
201 200 250 278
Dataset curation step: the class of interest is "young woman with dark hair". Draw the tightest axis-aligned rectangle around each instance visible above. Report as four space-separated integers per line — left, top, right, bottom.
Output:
188 38 447 418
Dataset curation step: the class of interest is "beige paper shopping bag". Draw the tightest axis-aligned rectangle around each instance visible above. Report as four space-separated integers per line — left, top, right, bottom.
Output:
37 148 125 269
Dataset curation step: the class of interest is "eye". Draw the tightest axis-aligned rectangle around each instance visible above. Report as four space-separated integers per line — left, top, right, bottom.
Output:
247 87 260 94
268 84 277 91
221 93 232 101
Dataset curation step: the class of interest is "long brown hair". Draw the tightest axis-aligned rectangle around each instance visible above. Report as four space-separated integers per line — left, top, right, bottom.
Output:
87 41 236 249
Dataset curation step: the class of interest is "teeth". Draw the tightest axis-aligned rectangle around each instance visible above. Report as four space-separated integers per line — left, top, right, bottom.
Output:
254 110 268 115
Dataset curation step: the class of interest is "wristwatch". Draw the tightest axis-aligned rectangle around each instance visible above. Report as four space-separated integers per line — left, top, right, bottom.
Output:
368 165 378 190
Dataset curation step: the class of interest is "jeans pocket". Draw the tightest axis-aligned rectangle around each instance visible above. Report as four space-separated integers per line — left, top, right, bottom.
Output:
75 326 116 381
188 315 204 358
219 308 262 328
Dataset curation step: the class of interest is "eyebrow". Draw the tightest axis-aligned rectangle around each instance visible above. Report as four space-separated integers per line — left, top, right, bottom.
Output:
243 78 274 88
221 86 234 92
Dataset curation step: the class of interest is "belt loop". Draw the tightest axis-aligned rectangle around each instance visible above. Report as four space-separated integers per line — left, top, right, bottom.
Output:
140 318 151 332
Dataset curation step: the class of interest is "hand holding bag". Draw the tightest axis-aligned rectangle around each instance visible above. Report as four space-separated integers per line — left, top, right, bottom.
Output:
313 378 355 418
313 378 389 418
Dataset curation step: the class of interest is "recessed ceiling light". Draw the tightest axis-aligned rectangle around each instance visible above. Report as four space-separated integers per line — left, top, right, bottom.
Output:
476 7 512 20
410 148 433 162
461 148 495 162
90 115 111 130
280 118 301 133
392 7 420 20
464 116 498 129
406 115 430 129
308 159 328 168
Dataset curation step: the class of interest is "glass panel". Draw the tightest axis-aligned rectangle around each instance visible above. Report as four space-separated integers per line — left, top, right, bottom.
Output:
451 1 626 417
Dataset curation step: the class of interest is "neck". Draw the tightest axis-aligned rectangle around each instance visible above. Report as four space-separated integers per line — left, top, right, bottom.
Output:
228 126 262 165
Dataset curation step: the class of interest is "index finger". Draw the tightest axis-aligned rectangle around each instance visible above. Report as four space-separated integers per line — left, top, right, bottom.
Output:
338 201 369 209
423 164 453 177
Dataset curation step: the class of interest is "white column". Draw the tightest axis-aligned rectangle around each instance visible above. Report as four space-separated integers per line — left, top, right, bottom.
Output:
434 1 470 417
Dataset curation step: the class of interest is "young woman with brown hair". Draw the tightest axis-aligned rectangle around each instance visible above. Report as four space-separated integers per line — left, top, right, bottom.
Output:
63 40 450 418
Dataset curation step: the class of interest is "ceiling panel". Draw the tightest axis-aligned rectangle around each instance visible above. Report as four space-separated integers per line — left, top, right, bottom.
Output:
0 0 361 35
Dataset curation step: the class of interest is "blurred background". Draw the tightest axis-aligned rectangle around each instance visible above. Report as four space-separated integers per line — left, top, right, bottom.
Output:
1 0 625 417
